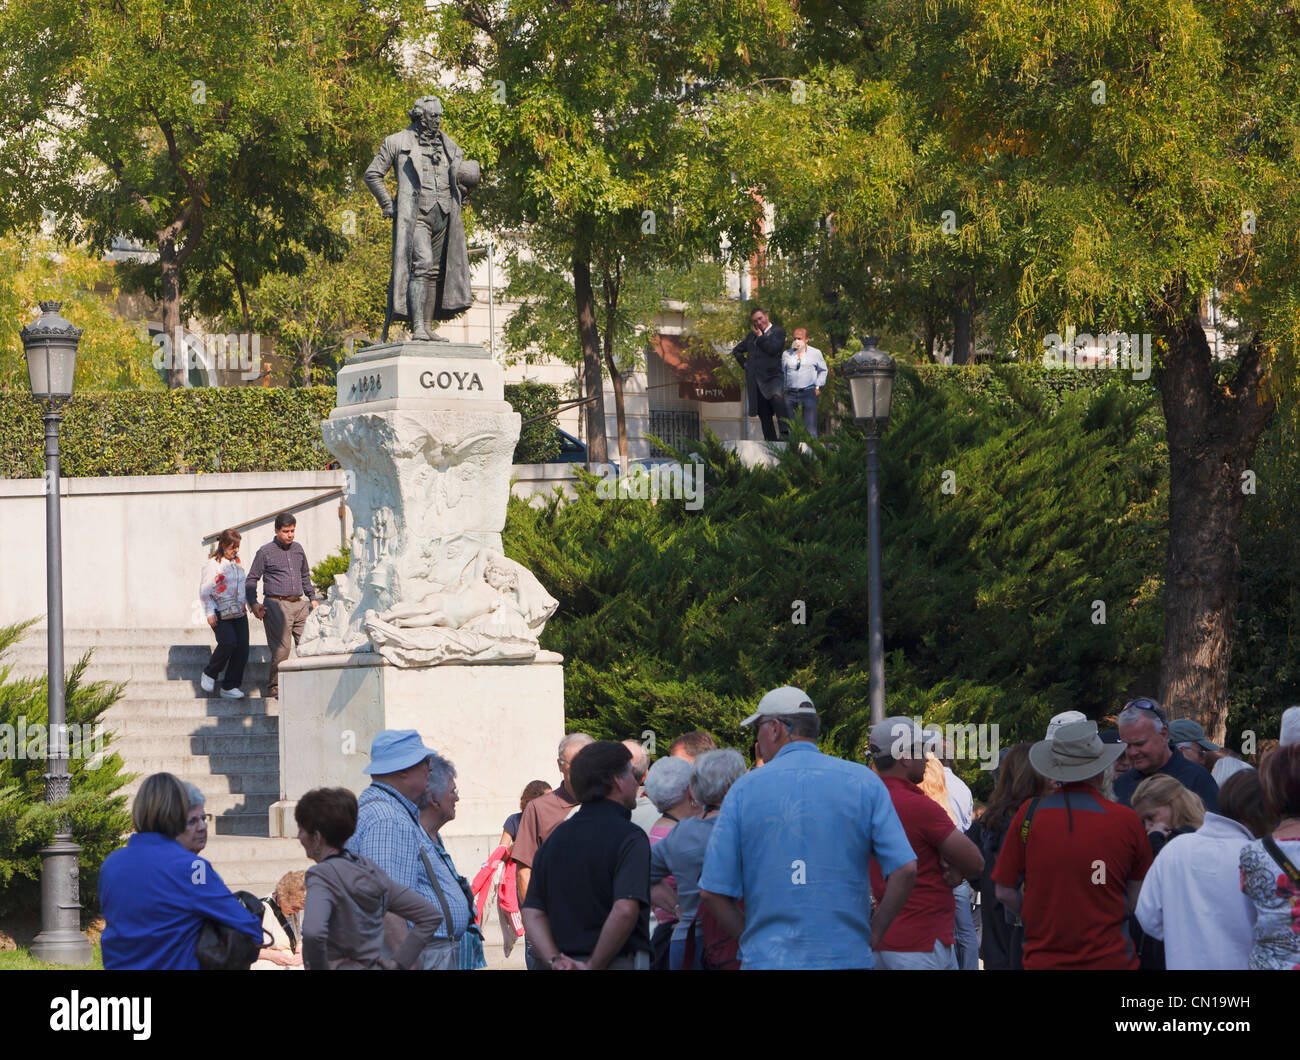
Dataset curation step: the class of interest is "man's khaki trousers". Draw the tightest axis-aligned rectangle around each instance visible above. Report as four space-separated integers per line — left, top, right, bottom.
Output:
263 597 311 695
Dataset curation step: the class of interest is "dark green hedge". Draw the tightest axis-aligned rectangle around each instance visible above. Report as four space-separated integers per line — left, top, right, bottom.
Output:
0 381 565 477
0 388 339 478
505 381 561 463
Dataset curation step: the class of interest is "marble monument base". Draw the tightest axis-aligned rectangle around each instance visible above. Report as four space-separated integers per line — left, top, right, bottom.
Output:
271 652 564 852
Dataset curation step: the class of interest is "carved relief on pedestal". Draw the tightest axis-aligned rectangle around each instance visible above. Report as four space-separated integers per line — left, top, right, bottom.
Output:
298 393 559 665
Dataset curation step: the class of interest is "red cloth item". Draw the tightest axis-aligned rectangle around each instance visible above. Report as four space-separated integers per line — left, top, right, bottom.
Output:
992 783 1152 970
473 845 522 939
869 775 959 952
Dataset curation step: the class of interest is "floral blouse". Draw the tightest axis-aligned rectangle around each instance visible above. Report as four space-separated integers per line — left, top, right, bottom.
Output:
1239 837 1300 970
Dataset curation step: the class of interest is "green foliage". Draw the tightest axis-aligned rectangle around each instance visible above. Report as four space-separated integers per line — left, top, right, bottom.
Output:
0 620 132 918
0 232 164 393
0 0 437 382
435 0 792 460
235 189 392 387
505 382 562 464
1228 404 1300 745
0 387 337 478
311 547 351 595
504 368 1169 797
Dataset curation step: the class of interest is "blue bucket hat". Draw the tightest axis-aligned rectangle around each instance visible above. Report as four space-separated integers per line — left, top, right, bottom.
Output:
364 729 437 775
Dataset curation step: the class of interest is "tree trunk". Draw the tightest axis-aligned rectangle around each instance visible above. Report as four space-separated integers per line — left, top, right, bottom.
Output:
159 238 185 389
604 344 629 475
1158 319 1273 743
951 280 973 366
573 229 608 465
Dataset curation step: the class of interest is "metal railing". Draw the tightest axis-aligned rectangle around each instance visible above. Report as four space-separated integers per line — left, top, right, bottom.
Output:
202 486 349 552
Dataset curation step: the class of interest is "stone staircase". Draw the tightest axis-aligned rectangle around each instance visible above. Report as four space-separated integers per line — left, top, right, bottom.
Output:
6 627 307 896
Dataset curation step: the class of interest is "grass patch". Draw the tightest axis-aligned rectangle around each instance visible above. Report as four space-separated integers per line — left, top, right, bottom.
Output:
0 941 103 970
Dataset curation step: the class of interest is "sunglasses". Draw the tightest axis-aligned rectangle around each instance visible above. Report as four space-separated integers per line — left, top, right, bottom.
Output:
1123 698 1166 725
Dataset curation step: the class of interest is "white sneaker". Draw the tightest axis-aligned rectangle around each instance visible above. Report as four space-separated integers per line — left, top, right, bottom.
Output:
200 673 215 693
219 687 245 699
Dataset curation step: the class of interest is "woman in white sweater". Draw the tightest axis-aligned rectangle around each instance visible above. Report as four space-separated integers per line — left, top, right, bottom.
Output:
199 529 249 699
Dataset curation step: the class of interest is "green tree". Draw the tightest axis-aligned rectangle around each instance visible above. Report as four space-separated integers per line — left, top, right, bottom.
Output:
1 0 431 387
238 189 390 386
431 0 794 466
0 231 163 393
728 1 1299 739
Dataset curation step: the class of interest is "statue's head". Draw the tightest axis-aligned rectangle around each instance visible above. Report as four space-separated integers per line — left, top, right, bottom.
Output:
410 96 444 134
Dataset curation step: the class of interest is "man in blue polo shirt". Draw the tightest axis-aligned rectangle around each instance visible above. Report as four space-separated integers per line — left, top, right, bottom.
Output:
699 686 917 969
1113 698 1219 812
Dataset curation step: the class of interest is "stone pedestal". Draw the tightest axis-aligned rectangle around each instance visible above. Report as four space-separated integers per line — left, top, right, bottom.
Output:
273 337 567 881
274 652 564 842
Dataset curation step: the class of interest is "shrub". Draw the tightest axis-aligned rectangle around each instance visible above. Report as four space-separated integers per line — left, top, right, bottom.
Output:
0 620 133 919
503 369 1169 798
505 381 561 463
311 547 351 595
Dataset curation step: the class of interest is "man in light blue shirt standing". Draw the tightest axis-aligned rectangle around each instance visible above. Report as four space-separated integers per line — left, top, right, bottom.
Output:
781 329 829 437
699 686 917 969
348 730 473 969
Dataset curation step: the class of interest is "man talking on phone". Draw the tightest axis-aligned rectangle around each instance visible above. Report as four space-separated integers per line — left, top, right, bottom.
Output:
731 307 789 441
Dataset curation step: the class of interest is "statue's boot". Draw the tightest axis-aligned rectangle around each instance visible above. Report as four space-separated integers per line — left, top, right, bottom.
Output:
425 271 448 341
409 279 432 341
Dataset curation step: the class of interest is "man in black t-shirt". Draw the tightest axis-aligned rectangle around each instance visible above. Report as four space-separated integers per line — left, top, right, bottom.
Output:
1114 697 1219 812
521 741 651 970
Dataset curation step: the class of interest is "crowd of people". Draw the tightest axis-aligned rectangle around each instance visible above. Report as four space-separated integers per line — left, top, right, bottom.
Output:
95 687 1300 971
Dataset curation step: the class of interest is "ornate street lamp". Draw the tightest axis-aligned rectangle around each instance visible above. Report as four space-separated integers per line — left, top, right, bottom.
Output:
842 338 896 725
21 300 92 965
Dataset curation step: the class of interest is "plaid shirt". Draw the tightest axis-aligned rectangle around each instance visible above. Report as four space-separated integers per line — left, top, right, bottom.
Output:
347 782 471 940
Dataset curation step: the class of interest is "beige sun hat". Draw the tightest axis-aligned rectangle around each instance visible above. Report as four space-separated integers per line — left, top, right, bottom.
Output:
1029 720 1126 783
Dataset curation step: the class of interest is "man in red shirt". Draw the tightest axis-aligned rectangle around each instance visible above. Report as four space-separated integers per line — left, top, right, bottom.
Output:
993 719 1152 969
868 717 985 970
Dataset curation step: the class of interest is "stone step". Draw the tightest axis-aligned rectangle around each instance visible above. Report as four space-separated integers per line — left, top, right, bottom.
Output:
124 752 280 775
11 628 263 648
108 732 281 756
7 662 274 686
100 715 280 737
133 791 280 817
104 698 280 720
6 643 274 665
208 861 314 892
204 836 305 860
123 771 281 796
211 812 279 837
79 681 275 701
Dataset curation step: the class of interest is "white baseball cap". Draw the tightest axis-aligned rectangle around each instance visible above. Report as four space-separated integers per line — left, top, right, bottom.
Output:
740 685 816 728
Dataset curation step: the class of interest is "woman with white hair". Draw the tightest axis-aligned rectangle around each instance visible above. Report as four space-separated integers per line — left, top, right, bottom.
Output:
177 782 210 855
417 752 486 970
643 755 697 965
650 749 748 969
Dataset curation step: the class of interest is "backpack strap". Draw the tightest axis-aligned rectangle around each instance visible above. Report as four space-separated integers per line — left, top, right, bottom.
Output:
1019 797 1043 846
1261 836 1300 886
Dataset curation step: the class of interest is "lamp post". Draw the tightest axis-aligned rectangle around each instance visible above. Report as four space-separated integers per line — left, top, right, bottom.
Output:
21 300 92 965
842 337 896 725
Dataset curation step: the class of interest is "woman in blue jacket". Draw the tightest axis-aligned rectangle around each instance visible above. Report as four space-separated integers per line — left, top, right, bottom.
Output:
99 773 263 970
